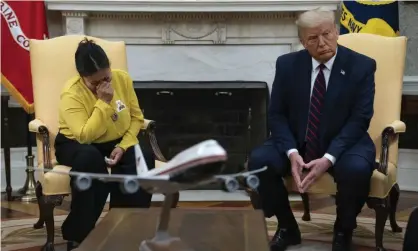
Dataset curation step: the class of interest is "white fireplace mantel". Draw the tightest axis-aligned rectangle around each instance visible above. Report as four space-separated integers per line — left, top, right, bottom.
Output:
46 0 340 13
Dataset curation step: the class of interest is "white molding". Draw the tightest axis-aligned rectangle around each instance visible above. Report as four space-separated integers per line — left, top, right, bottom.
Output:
85 12 299 46
88 12 296 20
0 147 38 168
403 76 418 95
115 37 298 46
46 0 340 13
398 149 418 192
63 12 88 35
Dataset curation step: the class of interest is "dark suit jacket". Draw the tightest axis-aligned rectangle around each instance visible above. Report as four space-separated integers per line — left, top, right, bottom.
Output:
403 207 418 251
268 45 376 164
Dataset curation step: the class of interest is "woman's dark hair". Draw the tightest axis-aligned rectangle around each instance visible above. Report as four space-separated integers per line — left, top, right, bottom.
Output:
75 38 110 77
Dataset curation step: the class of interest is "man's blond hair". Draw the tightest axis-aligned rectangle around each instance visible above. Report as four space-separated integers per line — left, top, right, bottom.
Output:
296 7 336 38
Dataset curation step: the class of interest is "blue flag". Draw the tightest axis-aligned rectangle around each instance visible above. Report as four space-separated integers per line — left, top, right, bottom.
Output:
340 0 399 37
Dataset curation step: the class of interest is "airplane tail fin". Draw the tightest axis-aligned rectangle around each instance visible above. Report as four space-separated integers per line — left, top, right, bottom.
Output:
134 144 149 175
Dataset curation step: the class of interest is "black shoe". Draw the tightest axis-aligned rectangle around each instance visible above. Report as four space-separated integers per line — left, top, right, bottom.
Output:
332 231 353 251
270 227 301 251
67 241 80 251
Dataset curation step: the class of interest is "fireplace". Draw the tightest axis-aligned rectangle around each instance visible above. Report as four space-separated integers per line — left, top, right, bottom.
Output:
135 81 269 188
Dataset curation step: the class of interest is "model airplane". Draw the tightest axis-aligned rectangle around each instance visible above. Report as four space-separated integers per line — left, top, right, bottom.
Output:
35 139 267 195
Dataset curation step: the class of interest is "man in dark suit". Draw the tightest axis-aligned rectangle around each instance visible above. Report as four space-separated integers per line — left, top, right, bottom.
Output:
248 8 376 251
403 207 418 251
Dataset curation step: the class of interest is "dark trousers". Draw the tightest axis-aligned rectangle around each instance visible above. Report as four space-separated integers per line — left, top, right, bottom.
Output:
403 207 418 251
248 139 374 231
54 133 155 243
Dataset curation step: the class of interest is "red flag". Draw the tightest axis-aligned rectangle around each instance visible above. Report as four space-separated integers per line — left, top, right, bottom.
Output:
1 0 49 114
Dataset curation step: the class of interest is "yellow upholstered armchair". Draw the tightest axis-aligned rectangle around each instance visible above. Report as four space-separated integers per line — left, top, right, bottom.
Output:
28 35 177 251
247 33 407 251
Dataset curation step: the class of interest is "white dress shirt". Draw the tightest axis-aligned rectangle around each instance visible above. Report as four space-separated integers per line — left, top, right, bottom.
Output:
286 51 338 165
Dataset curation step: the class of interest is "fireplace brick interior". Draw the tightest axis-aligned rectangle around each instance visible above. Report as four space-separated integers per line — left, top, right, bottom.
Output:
135 81 269 188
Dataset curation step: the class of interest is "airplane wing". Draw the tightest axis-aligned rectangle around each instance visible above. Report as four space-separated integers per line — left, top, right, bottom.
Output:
33 165 267 195
213 166 268 179
192 166 268 192
33 167 183 194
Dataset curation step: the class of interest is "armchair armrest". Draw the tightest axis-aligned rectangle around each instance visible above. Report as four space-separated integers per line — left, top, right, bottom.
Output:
142 118 167 162
385 120 406 134
29 119 48 133
377 120 406 175
28 119 53 169
142 119 155 130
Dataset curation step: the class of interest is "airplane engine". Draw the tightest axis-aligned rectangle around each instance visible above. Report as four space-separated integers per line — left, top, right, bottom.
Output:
244 175 260 190
221 177 239 192
75 174 92 191
120 177 140 194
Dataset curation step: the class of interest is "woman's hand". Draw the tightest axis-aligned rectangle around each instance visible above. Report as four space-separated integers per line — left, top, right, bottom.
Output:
107 147 124 166
96 82 114 104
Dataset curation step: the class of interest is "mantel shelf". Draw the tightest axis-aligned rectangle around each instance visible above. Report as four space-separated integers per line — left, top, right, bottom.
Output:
46 0 340 13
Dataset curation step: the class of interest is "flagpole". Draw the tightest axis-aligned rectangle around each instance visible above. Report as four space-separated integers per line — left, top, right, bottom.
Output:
17 112 37 202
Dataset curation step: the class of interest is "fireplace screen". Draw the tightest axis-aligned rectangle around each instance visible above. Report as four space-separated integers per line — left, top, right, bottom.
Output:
135 81 269 189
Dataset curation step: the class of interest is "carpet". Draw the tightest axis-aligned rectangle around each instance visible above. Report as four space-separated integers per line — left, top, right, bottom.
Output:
1 212 405 251
267 212 405 251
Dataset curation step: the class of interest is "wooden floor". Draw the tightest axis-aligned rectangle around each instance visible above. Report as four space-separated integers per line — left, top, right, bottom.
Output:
2 191 417 221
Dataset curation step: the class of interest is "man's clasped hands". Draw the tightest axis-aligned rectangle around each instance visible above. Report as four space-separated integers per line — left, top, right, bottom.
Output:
289 152 333 193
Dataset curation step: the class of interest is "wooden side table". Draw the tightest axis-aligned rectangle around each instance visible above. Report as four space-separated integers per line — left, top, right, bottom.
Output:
1 94 13 201
76 208 269 251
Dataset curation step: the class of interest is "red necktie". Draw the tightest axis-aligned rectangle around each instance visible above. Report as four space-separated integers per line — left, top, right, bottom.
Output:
305 64 326 162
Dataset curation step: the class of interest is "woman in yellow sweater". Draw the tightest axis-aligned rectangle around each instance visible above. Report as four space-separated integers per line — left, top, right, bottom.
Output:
55 38 154 250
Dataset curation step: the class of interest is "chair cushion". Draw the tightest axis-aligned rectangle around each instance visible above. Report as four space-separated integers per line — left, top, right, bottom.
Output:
40 165 72 195
39 160 165 196
285 160 397 199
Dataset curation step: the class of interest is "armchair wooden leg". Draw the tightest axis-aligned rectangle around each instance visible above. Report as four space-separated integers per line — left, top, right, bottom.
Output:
34 182 45 229
301 193 311 221
368 198 389 251
389 183 402 233
248 188 262 210
40 194 65 251
42 201 56 251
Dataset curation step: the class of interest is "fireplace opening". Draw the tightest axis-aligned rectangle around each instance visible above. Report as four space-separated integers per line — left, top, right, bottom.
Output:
135 81 269 189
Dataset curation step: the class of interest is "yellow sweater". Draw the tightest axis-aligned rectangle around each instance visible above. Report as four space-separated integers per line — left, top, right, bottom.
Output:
58 69 144 150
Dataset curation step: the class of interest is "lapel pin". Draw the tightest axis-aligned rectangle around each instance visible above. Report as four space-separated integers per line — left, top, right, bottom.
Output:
111 113 118 121
340 70 345 75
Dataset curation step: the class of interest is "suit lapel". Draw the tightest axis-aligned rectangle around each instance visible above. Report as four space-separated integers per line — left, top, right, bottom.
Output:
321 45 349 136
297 50 313 147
